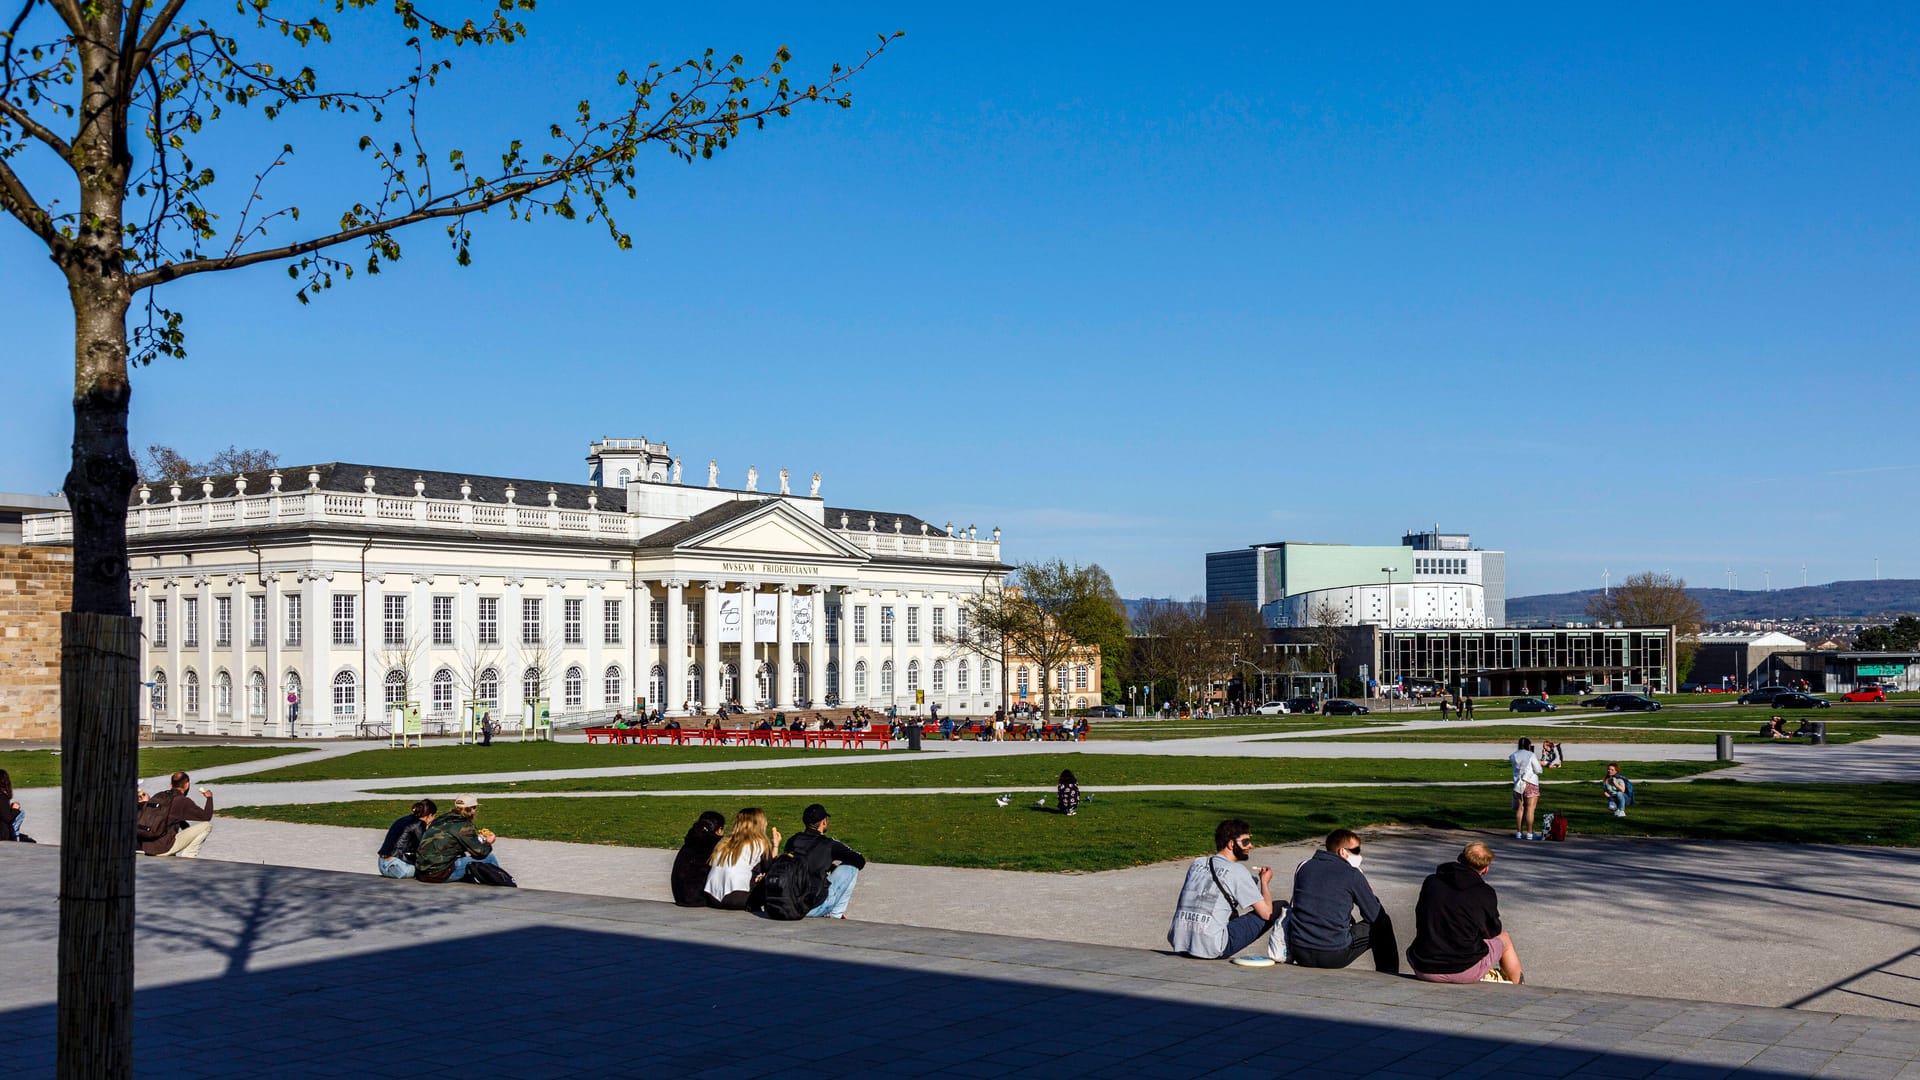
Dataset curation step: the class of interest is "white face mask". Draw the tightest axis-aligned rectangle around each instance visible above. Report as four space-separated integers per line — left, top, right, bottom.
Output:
1346 853 1364 872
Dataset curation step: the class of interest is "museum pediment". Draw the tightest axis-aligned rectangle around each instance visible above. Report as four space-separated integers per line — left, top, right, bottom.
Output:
672 502 868 563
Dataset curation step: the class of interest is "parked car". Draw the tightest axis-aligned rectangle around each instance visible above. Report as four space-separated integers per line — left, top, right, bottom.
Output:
1842 687 1887 703
1079 705 1125 718
1253 701 1289 715
1509 697 1558 713
1772 691 1831 709
1738 686 1795 706
1322 699 1370 716
1284 698 1320 715
1583 693 1662 712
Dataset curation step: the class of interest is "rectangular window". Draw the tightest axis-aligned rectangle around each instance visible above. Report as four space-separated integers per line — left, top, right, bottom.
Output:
152 598 168 646
957 606 969 639
184 596 200 647
564 598 583 644
249 595 266 647
432 596 454 646
881 607 895 645
906 607 920 645
604 598 622 645
932 608 946 643
332 594 356 646
649 600 666 645
285 594 301 647
853 605 868 645
826 604 840 645
686 602 701 643
384 595 407 645
477 597 499 645
214 596 232 647
522 598 542 645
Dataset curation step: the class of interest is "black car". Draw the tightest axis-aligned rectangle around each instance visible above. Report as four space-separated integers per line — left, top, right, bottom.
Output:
1738 686 1795 706
1772 692 1831 709
1079 705 1125 718
1583 693 1662 712
1284 698 1320 715
1509 697 1557 713
1322 699 1370 716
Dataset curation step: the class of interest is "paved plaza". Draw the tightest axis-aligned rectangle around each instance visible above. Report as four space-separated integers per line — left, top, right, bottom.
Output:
8 844 1920 1079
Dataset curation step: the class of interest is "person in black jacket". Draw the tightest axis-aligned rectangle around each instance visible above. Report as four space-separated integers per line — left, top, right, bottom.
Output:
1286 829 1398 972
784 803 867 918
671 810 727 906
1407 841 1523 984
376 799 437 878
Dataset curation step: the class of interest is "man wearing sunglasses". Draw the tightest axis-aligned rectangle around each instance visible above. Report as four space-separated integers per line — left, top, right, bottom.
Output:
1167 818 1281 964
1285 829 1400 973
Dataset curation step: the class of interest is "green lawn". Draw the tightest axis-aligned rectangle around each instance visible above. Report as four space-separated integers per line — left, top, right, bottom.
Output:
230 779 1920 872
0 746 299 789
390 756 1728 795
1088 717 1398 741
217 742 863 783
1310 724 1875 745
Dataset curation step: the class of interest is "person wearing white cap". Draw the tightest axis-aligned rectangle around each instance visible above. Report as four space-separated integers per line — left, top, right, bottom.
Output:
414 794 503 883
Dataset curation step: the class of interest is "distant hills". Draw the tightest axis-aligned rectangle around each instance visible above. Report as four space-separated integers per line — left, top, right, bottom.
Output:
1506 579 1920 625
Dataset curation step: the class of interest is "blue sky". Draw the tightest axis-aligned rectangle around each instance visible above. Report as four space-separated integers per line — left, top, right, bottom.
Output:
3 3 1916 598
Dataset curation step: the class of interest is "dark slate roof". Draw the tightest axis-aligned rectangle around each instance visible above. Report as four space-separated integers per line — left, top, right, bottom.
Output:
633 501 769 550
823 506 943 537
133 462 628 514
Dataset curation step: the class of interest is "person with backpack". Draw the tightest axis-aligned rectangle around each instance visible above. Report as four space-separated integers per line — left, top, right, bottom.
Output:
137 772 215 858
376 799 437 878
762 803 866 919
1602 763 1634 818
1166 818 1281 966
414 794 508 884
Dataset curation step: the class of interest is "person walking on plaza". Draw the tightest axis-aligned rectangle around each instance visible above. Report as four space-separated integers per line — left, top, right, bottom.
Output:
1285 829 1399 973
138 772 215 858
414 794 504 883
782 803 866 918
1167 818 1282 966
1510 737 1542 840
1407 841 1523 984
376 799 436 878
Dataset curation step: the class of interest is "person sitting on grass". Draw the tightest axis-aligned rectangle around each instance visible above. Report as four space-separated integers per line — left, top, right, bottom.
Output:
1167 818 1282 967
672 810 727 907
706 807 780 910
1407 841 1523 985
1057 769 1080 816
1285 829 1399 973
1539 739 1565 768
414 794 503 883
376 799 436 878
1765 715 1791 740
1602 763 1634 818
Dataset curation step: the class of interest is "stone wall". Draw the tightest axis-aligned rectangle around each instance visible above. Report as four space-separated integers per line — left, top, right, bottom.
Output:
0 544 71 741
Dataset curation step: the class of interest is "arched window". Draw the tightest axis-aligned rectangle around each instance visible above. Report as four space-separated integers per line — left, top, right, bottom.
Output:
564 665 584 708
384 668 408 708
721 662 739 704
686 663 703 707
880 659 895 697
248 671 267 717
792 660 808 703
826 659 839 701
755 661 772 706
1075 663 1090 691
522 666 543 702
980 662 992 692
332 669 357 718
932 659 946 693
906 658 920 693
151 670 168 716
215 670 232 715
604 665 623 708
432 668 454 715
184 669 201 715
956 659 970 693
617 467 631 485
853 660 867 699
477 667 499 707
285 670 301 715
649 664 666 709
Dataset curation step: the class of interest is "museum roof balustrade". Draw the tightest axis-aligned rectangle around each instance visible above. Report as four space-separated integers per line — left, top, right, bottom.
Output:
18 463 1002 565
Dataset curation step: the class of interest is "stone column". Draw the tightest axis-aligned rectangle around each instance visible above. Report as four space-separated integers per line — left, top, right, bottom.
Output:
701 580 722 711
737 581 759 707
262 572 281 735
807 587 824 706
299 570 327 738
776 584 796 709
586 580 605 714
838 586 858 706
664 577 686 712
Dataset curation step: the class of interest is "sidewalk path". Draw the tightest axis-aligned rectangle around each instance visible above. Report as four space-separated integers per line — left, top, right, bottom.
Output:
5 845 1920 1078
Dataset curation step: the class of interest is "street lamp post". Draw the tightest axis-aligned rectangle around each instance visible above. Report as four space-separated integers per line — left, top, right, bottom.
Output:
1380 567 1396 711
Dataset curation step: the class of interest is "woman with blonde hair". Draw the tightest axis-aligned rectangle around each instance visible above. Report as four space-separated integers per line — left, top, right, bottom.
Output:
705 807 782 910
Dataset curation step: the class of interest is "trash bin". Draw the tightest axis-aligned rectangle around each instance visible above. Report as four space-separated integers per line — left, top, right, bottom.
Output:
907 724 922 751
1810 722 1826 746
1715 733 1734 762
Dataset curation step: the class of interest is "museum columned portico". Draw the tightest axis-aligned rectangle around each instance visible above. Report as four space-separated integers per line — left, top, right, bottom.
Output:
23 437 1010 736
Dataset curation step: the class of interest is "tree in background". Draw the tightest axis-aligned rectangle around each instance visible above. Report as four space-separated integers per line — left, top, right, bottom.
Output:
956 586 1025 714
1066 563 1129 705
139 444 279 483
1855 616 1920 653
1007 559 1102 717
1301 599 1348 681
1587 572 1706 682
1 4 896 1073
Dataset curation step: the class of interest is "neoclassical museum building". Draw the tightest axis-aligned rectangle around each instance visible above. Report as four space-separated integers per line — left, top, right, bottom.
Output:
22 437 1013 736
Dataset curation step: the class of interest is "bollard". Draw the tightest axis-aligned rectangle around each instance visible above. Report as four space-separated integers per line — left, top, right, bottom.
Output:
1811 722 1826 746
1716 733 1734 762
907 724 922 751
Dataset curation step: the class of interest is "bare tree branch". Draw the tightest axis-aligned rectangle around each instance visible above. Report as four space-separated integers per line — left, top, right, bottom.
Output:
0 153 61 244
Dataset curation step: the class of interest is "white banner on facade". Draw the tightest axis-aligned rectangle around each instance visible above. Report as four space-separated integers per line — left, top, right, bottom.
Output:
718 594 744 642
790 595 813 643
754 593 777 642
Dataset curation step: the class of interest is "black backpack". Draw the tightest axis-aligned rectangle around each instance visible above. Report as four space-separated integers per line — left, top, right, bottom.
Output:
758 849 828 920
135 796 173 844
